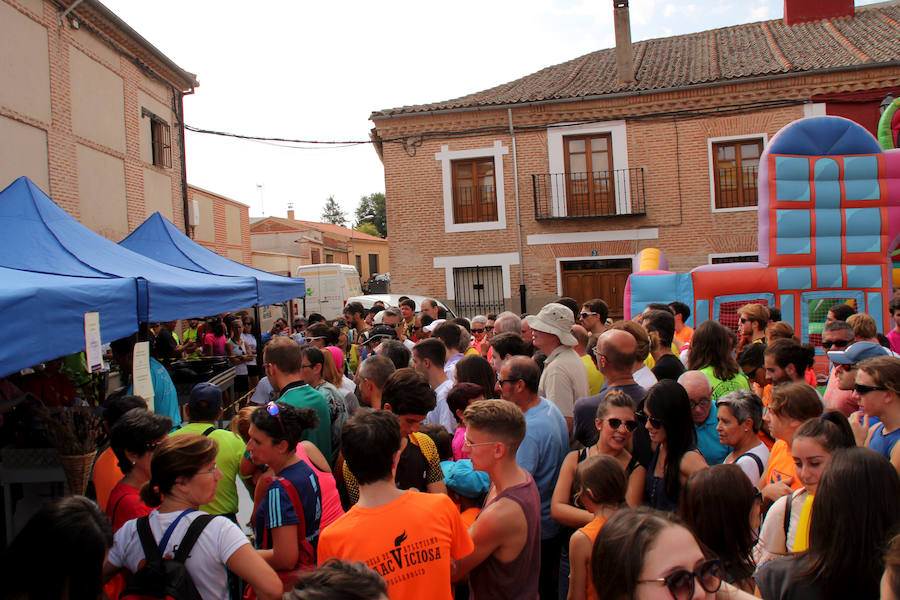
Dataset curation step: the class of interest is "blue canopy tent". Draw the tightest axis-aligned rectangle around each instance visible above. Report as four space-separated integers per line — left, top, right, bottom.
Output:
119 212 305 305
0 177 259 325
0 267 140 378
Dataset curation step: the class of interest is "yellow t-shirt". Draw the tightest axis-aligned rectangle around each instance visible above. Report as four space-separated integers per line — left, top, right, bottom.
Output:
581 354 605 396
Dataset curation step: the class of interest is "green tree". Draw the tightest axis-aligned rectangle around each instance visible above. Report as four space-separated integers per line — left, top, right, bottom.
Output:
354 222 380 237
353 192 386 238
321 195 347 226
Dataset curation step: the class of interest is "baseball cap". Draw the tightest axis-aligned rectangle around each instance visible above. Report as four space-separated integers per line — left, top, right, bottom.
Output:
364 324 398 344
424 319 446 333
827 341 890 365
188 382 223 414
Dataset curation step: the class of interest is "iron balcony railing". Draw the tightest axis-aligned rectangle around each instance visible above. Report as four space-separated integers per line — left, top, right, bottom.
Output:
532 167 646 220
714 165 759 209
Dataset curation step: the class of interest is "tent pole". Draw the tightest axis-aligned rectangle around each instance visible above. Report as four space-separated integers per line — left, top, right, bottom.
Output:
253 305 263 363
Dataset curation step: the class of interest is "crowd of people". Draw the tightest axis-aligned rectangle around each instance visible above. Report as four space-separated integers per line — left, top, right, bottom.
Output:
3 293 900 600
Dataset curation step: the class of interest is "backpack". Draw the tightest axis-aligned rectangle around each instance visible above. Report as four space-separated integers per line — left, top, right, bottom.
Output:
120 511 216 600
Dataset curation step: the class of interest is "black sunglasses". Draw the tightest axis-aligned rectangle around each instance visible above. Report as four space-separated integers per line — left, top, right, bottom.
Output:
635 411 664 429
637 559 723 600
472 328 485 333
855 383 887 395
605 418 638 432
822 339 850 350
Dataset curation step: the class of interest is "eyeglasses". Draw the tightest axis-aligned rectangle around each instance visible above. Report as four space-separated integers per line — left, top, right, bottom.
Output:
472 328 485 334
753 487 763 503
266 401 287 438
463 434 499 448
637 559 723 600
855 383 887 395
690 397 711 409
822 339 850 350
605 418 638 432
196 465 219 477
485 325 494 331
496 373 521 386
635 412 664 429
580 312 598 319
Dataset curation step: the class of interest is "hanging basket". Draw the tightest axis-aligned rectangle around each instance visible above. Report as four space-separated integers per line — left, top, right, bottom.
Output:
59 451 97 496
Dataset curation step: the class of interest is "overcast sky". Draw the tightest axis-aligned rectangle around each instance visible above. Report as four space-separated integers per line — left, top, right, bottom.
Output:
100 0 883 224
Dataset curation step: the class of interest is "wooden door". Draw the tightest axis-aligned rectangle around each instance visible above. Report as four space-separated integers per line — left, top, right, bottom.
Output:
562 268 630 319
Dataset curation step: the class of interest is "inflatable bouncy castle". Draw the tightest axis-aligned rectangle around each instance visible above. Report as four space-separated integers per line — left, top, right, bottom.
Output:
625 116 900 350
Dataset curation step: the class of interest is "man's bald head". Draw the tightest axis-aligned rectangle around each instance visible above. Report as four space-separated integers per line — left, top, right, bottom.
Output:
598 329 637 372
678 370 712 398
571 324 590 352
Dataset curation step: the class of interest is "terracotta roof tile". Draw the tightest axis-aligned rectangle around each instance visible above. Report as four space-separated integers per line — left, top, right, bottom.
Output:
372 3 900 117
250 216 387 242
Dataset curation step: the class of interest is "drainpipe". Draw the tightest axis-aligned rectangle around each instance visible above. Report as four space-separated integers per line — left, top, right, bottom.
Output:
508 108 526 313
173 86 194 236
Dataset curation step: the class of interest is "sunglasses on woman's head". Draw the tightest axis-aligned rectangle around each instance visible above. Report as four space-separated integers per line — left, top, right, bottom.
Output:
637 559 723 600
266 401 287 437
635 411 664 429
605 418 638 432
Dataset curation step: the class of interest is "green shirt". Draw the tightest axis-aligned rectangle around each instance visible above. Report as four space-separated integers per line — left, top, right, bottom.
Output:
171 422 246 515
699 365 751 402
279 382 332 465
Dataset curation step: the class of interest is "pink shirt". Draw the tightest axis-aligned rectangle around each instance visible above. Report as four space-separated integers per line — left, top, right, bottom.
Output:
452 427 470 461
296 443 344 528
888 329 900 355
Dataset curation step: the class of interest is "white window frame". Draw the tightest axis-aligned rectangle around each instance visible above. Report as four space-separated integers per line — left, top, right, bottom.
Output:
708 252 760 264
555 254 633 296
435 141 508 233
433 252 519 299
707 133 767 214
546 120 629 217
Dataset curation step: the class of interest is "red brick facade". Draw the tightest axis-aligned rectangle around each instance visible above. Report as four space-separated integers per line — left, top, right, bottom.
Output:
373 64 900 316
0 0 195 240
188 185 251 265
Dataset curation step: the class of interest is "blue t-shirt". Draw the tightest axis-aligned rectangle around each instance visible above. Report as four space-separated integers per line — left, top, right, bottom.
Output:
516 397 568 539
254 461 322 557
869 422 900 461
696 403 730 465
127 357 180 429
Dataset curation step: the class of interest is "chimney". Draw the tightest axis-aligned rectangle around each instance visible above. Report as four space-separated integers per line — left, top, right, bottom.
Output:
287 202 295 221
613 0 635 84
784 0 854 26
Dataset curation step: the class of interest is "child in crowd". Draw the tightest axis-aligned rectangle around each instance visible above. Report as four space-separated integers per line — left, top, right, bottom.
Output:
567 455 627 600
420 423 453 462
441 459 489 529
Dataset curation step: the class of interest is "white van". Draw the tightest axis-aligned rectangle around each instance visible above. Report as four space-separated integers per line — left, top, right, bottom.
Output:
295 264 363 320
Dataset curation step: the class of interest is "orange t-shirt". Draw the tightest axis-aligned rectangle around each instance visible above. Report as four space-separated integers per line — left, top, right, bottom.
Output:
578 516 609 600
674 326 694 345
317 490 474 600
761 440 801 490
460 507 480 530
92 446 123 511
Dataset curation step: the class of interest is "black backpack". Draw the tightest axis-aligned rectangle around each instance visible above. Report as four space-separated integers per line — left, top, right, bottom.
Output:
120 513 216 600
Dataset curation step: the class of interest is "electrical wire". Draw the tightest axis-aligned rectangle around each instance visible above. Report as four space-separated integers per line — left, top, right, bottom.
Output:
184 97 807 148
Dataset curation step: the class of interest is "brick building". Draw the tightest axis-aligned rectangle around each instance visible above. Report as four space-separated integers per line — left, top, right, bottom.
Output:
0 0 196 242
250 211 390 280
370 1 900 318
188 185 252 265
